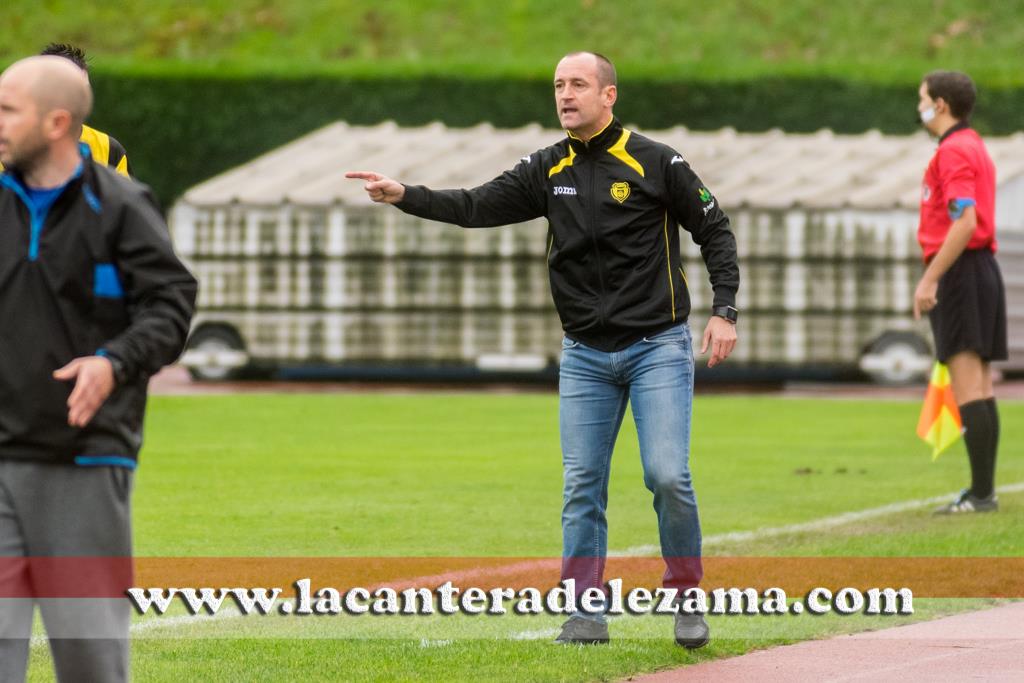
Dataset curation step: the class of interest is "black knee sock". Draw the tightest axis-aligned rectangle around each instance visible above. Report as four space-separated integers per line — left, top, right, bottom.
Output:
985 397 1000 487
959 400 996 499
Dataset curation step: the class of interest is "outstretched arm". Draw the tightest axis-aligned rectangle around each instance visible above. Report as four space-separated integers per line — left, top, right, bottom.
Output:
346 159 545 228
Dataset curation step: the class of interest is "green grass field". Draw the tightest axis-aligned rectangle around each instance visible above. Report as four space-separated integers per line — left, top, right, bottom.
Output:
26 393 1024 681
6 0 1024 84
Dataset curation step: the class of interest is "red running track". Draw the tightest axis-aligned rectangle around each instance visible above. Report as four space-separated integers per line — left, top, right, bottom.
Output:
633 601 1024 683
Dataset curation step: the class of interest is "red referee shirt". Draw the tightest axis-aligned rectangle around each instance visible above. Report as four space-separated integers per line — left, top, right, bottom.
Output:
918 125 997 261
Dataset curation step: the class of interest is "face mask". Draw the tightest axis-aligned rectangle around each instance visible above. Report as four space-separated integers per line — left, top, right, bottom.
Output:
919 106 936 125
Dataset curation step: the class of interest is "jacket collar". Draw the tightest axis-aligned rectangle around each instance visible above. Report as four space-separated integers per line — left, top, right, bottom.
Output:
938 120 970 145
566 117 622 154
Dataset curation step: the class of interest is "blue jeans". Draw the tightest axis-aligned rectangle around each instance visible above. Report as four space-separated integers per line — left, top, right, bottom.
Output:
558 323 702 607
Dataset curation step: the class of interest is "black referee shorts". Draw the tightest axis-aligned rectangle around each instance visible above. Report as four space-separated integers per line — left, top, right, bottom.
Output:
928 248 1008 363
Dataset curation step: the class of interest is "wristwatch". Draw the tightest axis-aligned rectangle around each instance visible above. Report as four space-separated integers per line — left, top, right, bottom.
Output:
712 305 738 324
106 354 129 386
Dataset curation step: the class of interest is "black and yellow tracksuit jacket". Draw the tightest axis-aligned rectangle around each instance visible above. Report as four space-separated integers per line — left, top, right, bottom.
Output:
397 117 739 352
0 150 196 466
0 124 131 177
80 124 131 177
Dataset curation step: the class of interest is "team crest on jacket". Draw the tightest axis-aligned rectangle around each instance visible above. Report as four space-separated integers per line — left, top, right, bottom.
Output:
610 182 630 203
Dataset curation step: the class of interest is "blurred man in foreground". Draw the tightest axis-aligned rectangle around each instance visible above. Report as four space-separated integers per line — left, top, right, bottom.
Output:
0 55 196 681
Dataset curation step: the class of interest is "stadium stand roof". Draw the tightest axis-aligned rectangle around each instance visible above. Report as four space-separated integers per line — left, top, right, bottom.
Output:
182 121 1024 212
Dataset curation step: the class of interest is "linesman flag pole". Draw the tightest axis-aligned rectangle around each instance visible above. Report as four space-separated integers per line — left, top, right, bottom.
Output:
916 362 963 460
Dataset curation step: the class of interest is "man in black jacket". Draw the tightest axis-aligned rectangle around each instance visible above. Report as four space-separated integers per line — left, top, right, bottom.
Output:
348 51 738 647
0 56 196 682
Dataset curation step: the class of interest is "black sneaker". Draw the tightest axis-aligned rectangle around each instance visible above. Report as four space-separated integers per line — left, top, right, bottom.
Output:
674 611 710 649
554 616 609 644
933 489 999 515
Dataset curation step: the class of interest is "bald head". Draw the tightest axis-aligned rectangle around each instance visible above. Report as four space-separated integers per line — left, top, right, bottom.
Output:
0 55 92 134
0 55 94 178
561 51 617 88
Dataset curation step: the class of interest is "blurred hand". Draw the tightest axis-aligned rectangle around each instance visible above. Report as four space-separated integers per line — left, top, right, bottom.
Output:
345 171 406 204
53 356 115 427
913 275 938 320
701 316 737 368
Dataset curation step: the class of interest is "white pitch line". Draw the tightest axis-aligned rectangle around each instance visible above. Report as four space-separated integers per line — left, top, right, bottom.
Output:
130 605 243 634
418 638 453 648
512 614 624 641
28 481 1024 646
511 627 561 641
611 481 1024 557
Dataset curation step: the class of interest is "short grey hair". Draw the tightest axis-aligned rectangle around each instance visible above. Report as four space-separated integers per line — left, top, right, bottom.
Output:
563 51 617 87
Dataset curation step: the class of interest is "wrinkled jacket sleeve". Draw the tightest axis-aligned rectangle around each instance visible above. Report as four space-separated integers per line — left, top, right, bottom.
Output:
396 157 546 227
664 154 739 309
100 187 198 382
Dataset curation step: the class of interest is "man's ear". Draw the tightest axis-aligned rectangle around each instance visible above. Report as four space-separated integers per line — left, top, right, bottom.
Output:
42 108 73 142
933 96 948 116
605 84 618 108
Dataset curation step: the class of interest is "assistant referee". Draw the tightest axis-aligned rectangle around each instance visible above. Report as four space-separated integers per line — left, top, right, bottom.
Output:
913 70 1007 515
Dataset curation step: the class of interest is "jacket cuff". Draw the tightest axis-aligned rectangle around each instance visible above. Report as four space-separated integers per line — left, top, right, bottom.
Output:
395 184 430 214
96 345 136 384
711 286 737 309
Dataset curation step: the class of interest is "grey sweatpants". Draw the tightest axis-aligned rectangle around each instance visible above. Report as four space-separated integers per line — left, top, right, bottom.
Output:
0 460 133 683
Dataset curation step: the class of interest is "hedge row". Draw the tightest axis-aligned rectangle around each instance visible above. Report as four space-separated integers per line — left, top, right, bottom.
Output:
87 73 1024 209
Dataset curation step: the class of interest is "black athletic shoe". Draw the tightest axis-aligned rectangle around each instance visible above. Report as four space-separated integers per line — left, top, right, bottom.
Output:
675 611 710 649
554 616 609 644
933 489 999 515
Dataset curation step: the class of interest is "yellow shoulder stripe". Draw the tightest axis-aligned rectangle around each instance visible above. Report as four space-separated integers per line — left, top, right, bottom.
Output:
115 155 130 177
608 129 645 178
548 145 577 178
80 125 111 166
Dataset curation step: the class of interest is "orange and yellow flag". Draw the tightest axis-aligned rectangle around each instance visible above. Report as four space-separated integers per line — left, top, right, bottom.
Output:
916 362 962 460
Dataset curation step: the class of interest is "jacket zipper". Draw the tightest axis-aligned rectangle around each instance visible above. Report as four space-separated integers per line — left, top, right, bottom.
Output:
1 175 52 262
586 155 608 329
28 207 44 261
